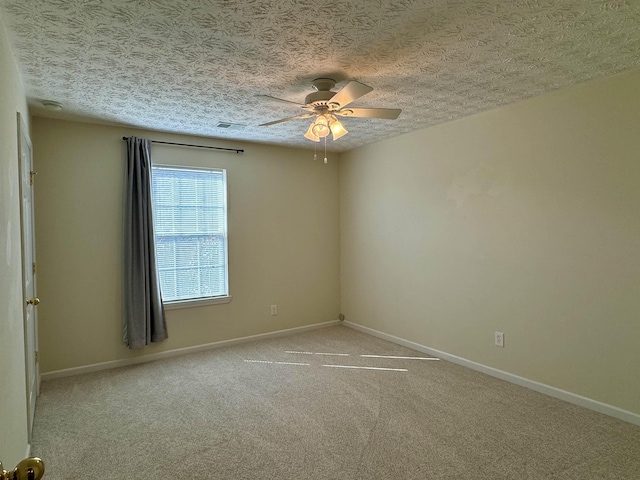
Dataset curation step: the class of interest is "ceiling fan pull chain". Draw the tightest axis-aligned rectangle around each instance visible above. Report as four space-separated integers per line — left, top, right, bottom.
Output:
313 142 317 161
324 137 328 164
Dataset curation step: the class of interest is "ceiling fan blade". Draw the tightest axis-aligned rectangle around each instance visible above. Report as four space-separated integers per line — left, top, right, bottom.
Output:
335 107 402 120
328 81 373 108
257 95 307 108
259 113 314 127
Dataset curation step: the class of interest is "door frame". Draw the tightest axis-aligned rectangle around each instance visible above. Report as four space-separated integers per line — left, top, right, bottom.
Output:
17 111 40 441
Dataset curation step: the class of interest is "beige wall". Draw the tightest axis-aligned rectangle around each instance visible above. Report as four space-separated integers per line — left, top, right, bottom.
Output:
32 118 340 373
340 69 640 415
0 17 30 468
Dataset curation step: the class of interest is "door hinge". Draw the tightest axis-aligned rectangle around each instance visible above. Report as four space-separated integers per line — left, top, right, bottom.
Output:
30 171 38 185
32 262 36 275
35 351 39 363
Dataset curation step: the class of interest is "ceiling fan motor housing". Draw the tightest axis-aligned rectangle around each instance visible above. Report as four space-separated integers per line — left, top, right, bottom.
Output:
305 90 337 109
305 78 339 110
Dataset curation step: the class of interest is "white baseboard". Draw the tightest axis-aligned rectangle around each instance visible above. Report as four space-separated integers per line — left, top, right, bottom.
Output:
344 321 640 427
42 320 341 381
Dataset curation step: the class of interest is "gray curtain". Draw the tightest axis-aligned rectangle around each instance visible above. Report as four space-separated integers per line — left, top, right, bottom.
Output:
123 137 167 348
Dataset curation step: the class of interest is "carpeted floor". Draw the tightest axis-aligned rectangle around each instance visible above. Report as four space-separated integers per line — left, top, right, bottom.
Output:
32 325 640 479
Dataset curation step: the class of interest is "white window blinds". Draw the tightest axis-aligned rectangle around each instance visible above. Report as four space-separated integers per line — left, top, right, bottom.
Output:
151 166 228 302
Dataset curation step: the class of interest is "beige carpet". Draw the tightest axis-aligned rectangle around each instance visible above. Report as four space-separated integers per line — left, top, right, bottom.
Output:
32 325 640 479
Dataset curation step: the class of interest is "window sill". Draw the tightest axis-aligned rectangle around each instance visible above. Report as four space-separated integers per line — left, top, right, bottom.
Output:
163 295 232 310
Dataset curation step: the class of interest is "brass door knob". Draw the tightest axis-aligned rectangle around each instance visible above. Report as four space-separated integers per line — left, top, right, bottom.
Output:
0 457 45 480
26 297 40 306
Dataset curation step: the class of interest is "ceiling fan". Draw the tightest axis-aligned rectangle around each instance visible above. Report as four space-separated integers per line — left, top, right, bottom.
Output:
259 78 402 142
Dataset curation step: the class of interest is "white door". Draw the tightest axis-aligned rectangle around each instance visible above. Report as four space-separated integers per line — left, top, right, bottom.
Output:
17 112 40 440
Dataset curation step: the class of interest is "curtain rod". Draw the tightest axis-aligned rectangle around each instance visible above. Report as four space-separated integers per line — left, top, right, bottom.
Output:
122 137 244 154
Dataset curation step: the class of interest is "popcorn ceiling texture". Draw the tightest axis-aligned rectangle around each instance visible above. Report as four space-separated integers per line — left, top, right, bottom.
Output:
1 0 639 151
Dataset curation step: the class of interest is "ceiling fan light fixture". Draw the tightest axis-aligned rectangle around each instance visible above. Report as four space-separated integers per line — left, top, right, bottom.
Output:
303 114 349 142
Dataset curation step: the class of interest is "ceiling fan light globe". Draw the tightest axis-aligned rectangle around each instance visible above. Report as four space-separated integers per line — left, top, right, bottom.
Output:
304 124 320 142
311 115 331 138
330 120 348 140
312 125 330 137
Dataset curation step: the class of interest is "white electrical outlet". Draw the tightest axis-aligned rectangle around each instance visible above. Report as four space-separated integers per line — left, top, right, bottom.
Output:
270 305 278 316
495 331 504 348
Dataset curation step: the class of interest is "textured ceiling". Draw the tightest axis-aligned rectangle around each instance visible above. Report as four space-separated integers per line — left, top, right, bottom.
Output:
1 0 640 152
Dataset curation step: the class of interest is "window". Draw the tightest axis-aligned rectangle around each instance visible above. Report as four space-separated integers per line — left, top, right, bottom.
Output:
151 165 229 307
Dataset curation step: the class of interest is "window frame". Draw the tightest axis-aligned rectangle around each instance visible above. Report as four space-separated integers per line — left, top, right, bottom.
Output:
151 164 232 310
